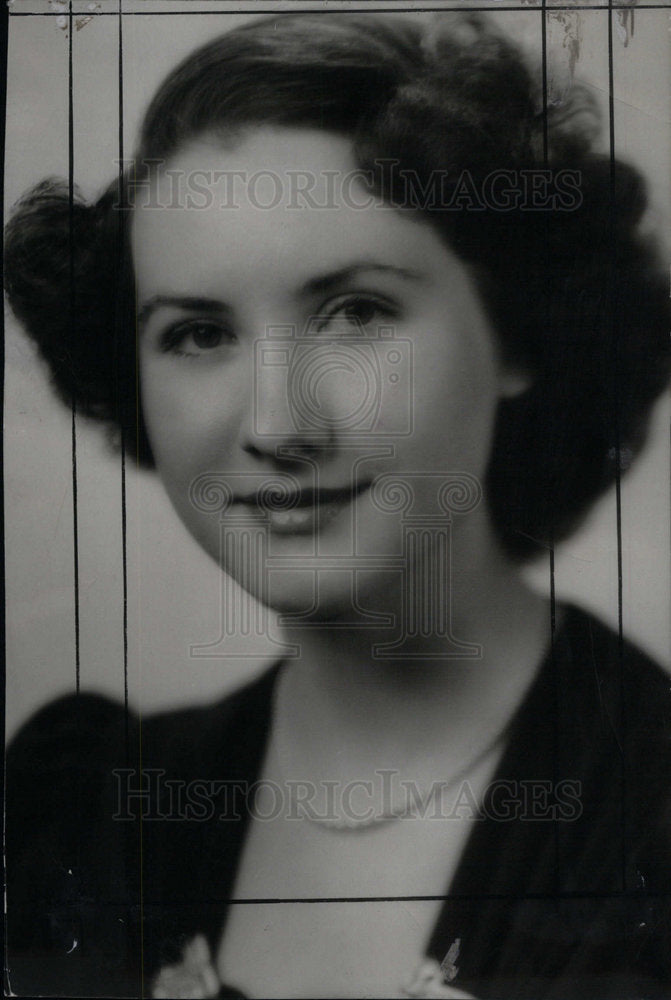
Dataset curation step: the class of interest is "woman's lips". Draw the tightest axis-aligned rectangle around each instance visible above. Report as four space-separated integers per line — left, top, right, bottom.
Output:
230 482 372 534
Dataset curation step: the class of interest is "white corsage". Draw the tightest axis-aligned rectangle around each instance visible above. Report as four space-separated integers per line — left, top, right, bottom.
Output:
402 939 475 998
151 933 221 999
402 959 475 998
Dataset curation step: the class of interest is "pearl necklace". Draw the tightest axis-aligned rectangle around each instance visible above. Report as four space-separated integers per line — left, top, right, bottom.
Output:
277 728 506 833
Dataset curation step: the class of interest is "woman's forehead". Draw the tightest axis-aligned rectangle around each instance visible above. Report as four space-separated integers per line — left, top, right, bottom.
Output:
130 126 451 298
135 126 359 215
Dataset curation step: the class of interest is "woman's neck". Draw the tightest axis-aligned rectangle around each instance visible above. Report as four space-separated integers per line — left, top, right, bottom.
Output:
275 543 555 787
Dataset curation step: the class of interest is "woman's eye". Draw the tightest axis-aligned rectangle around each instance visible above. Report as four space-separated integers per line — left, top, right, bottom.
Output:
321 296 396 334
160 319 234 356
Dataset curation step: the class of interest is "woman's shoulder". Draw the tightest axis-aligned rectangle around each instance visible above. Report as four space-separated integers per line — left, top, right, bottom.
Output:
558 602 671 736
8 660 280 764
5 665 280 995
555 603 671 856
8 688 130 760
6 689 135 834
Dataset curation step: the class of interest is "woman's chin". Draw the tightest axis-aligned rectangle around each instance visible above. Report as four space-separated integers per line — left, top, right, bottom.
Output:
260 568 402 629
265 572 358 621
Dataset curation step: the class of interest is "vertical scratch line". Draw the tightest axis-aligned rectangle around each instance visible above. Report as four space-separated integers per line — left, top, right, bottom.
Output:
68 0 85 956
116 0 129 730
68 1 80 697
113 0 142 994
607 0 627 898
0 0 8 797
540 0 560 898
541 0 549 165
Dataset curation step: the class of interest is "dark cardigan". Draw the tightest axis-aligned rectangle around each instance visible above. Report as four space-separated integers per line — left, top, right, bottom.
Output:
5 605 671 998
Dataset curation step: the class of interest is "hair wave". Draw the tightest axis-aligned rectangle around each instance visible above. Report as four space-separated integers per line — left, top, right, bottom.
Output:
5 11 670 558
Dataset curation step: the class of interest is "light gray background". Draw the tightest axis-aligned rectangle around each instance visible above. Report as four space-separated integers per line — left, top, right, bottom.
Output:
5 0 670 740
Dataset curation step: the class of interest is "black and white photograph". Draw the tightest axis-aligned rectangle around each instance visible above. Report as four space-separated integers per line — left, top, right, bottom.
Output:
3 1 671 997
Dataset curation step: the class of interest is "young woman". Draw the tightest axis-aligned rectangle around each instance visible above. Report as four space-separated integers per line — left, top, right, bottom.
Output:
5 11 671 999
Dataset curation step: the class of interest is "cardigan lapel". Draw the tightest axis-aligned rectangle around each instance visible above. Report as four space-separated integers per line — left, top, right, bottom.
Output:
140 663 280 993
424 607 654 998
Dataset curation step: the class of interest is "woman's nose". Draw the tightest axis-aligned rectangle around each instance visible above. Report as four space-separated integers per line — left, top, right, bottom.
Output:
238 330 341 461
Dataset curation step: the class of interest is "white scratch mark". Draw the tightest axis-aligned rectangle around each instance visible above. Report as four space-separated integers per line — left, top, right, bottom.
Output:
5 965 16 996
66 938 78 954
616 7 636 48
440 938 461 984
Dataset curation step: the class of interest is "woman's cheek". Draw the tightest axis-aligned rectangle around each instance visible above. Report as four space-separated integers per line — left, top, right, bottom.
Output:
140 377 243 560
412 324 499 474
142 366 225 470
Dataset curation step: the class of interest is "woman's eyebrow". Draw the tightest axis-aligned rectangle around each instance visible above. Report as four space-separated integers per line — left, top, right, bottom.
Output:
137 265 425 326
299 263 427 297
137 295 230 328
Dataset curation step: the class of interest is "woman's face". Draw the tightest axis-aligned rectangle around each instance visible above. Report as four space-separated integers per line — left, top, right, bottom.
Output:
134 127 522 615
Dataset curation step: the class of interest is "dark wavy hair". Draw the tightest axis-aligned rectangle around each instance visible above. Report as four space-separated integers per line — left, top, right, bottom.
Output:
4 11 670 559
